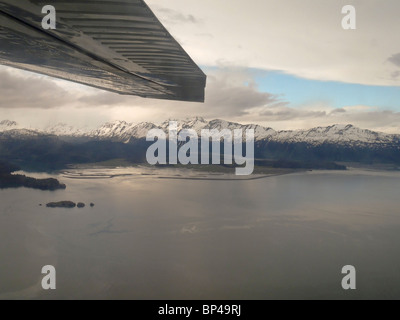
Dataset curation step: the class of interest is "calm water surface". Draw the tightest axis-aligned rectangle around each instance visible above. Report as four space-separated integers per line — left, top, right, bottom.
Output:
1 167 400 299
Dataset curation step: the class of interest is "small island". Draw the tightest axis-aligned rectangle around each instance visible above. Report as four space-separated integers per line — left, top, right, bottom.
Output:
46 201 76 208
0 161 66 191
46 201 94 208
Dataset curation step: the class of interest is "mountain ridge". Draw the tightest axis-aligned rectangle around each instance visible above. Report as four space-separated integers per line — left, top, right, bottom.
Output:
1 118 399 147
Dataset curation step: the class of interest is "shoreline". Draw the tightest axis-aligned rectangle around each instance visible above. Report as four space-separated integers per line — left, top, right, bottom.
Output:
60 165 302 181
157 172 294 181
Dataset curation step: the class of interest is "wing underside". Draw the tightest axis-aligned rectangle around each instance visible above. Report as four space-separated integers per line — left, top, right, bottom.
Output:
0 0 206 102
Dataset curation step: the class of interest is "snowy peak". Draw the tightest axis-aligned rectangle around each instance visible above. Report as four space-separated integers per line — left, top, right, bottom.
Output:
181 116 208 132
204 119 243 131
128 122 160 140
89 120 135 141
159 119 180 132
44 123 86 137
89 120 161 142
0 128 43 138
0 120 43 138
244 124 276 140
274 123 396 145
158 117 208 135
0 120 18 131
200 119 277 140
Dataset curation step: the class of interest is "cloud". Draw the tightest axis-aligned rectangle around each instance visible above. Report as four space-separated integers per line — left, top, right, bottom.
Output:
83 67 289 118
391 71 400 79
76 91 134 107
202 68 288 117
0 66 141 109
0 64 285 114
331 109 400 134
388 53 400 67
146 0 400 87
258 107 326 121
0 68 71 109
151 6 201 25
330 108 347 114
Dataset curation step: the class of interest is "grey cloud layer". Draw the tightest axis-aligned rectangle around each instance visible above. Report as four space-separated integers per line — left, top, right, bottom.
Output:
0 67 285 116
203 68 288 117
259 107 326 121
0 69 71 109
1 66 400 133
146 0 400 87
388 53 400 68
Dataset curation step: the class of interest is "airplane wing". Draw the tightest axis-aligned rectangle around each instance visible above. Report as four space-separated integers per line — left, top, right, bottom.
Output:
0 0 206 102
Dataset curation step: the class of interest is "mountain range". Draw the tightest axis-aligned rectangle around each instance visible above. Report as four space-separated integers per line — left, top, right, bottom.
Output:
1 117 399 170
1 117 399 147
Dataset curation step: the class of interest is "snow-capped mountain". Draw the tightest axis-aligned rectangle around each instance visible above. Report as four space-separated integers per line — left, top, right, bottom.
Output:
0 128 44 139
88 120 159 142
243 123 276 140
202 119 276 140
128 122 160 140
0 120 18 131
88 120 135 141
274 124 398 146
1 117 399 147
0 120 42 138
181 116 209 132
159 117 208 135
2 117 400 168
44 123 87 137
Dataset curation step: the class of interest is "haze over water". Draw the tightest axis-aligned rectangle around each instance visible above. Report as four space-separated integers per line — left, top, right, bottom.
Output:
1 167 400 299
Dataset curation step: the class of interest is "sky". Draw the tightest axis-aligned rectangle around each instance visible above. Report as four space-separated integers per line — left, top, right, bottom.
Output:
1 0 400 133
